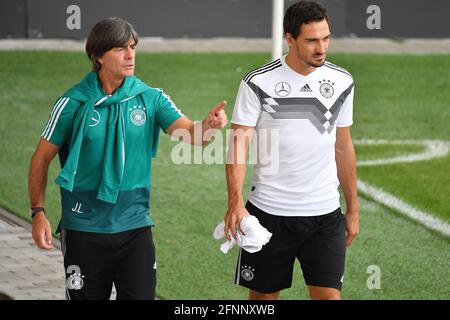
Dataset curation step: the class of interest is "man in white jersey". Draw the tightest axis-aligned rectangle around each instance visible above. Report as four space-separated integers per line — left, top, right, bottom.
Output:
224 1 359 300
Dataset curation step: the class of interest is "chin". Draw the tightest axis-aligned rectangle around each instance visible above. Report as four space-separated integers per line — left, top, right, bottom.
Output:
123 70 135 77
309 60 325 68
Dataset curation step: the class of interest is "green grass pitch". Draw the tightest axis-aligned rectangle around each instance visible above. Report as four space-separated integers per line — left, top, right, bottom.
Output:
0 51 449 299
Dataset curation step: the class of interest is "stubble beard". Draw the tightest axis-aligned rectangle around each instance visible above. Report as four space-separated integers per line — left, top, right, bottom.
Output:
296 49 326 68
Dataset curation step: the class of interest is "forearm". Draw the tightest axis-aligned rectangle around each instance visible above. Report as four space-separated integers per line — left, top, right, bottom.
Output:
28 153 50 208
226 126 252 209
223 125 254 239
224 128 251 238
336 143 359 213
226 163 246 209
168 101 227 145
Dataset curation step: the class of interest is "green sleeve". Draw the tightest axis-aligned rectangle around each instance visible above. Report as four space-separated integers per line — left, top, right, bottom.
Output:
155 89 183 132
41 97 78 146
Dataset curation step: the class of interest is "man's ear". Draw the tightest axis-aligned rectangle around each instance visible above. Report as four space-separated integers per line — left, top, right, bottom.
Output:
97 55 104 65
285 33 295 48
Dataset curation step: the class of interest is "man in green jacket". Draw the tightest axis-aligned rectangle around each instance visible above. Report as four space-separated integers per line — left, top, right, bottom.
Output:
28 17 227 300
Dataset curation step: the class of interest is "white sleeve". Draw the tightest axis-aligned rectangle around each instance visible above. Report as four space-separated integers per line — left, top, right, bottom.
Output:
336 86 354 127
231 80 262 127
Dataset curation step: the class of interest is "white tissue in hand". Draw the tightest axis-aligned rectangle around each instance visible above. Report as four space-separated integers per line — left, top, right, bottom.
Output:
213 215 272 254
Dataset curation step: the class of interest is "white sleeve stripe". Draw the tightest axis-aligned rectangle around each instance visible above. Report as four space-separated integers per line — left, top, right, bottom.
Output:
42 97 64 139
160 90 183 116
46 97 70 140
42 97 68 139
42 97 70 140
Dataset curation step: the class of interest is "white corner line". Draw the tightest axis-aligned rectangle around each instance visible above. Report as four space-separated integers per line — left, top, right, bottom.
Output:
357 179 450 237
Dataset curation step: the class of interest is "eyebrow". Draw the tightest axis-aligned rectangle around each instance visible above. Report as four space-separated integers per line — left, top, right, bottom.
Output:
305 34 331 41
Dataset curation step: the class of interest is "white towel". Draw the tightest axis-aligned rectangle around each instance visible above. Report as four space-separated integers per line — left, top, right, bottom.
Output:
213 215 272 254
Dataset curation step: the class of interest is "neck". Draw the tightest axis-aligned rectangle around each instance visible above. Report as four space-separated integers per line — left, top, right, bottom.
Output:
285 51 315 76
98 71 125 95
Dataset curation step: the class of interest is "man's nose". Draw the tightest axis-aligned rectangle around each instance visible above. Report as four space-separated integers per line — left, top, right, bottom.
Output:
317 40 327 54
125 47 134 59
316 41 326 54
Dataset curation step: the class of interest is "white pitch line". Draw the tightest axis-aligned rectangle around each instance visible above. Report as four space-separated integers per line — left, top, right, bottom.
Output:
354 139 450 237
355 139 450 166
357 180 450 236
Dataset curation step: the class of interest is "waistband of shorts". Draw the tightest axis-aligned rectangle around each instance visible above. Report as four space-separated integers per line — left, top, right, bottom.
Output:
246 201 341 219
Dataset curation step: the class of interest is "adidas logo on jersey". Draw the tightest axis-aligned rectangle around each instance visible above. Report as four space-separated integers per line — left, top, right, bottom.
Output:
300 84 313 92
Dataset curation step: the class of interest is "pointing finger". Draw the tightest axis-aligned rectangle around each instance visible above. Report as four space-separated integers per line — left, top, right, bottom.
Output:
211 100 227 114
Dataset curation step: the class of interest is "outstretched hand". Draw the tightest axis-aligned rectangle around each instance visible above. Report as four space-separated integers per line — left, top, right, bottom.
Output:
204 101 227 129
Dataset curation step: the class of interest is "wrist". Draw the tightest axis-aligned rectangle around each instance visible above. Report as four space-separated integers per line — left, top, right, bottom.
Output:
345 198 359 210
30 207 45 218
346 206 359 214
32 211 46 220
202 118 219 131
228 197 245 209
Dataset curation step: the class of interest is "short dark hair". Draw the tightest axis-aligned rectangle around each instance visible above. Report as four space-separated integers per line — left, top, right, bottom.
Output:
85 17 138 71
283 1 330 39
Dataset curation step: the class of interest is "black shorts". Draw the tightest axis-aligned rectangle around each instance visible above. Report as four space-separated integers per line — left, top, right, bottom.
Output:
61 226 156 300
235 201 346 293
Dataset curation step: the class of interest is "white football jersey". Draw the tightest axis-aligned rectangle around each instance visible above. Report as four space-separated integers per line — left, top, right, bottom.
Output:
232 55 354 216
